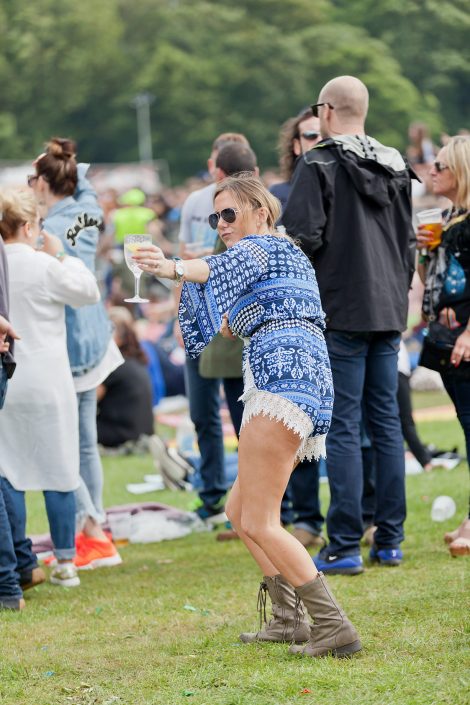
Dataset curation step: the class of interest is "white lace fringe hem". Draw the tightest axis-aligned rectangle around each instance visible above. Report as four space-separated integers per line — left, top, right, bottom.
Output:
240 389 327 461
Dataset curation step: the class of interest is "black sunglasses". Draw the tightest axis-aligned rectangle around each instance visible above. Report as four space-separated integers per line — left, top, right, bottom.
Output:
208 207 241 230
27 174 38 187
300 131 320 140
433 161 449 173
311 102 335 118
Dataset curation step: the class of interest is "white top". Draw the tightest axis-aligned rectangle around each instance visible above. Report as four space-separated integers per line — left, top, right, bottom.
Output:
73 338 123 393
0 244 100 491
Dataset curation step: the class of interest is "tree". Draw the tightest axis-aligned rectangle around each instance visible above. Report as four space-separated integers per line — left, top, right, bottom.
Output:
1 0 128 160
0 0 462 181
332 0 470 135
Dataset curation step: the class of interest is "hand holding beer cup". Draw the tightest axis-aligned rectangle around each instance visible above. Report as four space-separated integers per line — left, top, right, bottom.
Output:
416 208 443 256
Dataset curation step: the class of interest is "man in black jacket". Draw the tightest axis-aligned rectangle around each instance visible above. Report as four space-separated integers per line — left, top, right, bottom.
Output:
283 75 416 574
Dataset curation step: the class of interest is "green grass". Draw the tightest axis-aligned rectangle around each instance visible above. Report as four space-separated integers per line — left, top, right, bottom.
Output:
411 389 452 410
1 417 469 705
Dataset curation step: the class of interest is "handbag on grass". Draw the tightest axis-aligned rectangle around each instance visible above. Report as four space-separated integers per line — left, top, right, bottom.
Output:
419 322 470 380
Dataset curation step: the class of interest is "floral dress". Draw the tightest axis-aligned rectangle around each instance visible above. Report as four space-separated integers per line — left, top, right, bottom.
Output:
179 235 333 460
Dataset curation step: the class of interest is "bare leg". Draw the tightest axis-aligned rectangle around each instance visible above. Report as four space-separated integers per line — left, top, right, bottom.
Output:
226 479 279 576
225 415 318 587
83 516 108 541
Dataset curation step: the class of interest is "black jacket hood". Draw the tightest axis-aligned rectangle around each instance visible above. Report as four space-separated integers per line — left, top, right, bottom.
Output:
306 138 418 209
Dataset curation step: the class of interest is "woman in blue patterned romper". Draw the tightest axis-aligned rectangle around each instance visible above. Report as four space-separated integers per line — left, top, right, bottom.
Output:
133 174 361 658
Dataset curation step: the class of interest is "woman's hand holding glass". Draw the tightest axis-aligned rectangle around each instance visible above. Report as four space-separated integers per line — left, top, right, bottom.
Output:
416 208 443 255
131 242 174 280
416 224 436 251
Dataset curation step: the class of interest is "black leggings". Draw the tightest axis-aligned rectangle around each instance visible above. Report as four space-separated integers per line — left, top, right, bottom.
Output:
397 372 432 468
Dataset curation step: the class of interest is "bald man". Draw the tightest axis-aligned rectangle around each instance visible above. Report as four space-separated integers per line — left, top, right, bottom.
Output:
283 75 417 575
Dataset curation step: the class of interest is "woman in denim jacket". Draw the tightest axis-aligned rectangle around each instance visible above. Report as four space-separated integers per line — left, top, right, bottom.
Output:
29 138 122 570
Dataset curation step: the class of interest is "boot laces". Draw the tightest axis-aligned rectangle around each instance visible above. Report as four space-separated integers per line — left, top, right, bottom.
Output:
257 581 268 630
293 592 305 636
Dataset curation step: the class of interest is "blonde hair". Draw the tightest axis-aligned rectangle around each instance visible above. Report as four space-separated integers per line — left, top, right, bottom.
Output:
214 172 281 232
0 189 39 241
445 135 470 210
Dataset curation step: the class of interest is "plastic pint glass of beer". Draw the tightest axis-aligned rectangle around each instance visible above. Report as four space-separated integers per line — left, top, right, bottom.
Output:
416 208 443 254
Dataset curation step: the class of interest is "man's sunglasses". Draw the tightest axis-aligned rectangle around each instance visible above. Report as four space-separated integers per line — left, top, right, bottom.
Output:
433 161 449 173
311 102 335 118
300 131 319 140
27 174 38 187
208 207 241 230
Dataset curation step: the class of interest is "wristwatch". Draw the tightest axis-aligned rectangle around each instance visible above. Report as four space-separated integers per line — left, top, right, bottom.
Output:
173 258 185 286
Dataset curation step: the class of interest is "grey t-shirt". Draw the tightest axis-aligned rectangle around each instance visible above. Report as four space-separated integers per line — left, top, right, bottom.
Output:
178 182 218 251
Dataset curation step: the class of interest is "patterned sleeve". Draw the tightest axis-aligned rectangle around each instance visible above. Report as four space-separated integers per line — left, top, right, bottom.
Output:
179 239 268 358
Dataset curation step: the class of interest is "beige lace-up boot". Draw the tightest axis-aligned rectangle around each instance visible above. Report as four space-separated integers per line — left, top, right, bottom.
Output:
240 574 310 644
289 572 362 658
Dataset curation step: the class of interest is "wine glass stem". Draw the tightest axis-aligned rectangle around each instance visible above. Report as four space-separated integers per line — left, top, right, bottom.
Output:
134 274 141 299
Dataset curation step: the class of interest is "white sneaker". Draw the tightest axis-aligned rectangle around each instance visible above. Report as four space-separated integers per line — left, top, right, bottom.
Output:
50 562 80 587
430 454 461 471
147 435 193 491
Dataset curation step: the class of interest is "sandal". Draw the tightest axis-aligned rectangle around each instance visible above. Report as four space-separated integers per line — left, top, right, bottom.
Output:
448 519 470 557
444 518 470 545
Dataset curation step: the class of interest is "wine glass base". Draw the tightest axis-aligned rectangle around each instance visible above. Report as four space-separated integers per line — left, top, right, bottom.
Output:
124 296 150 303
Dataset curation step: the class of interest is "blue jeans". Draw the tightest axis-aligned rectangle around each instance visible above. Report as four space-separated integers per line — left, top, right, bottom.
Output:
75 388 105 526
185 357 243 508
288 459 324 535
324 331 406 555
0 477 32 602
3 478 75 561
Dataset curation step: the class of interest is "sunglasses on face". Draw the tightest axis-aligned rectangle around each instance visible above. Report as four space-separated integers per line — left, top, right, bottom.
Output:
311 102 335 118
27 174 38 187
300 131 320 140
433 161 449 173
208 207 241 230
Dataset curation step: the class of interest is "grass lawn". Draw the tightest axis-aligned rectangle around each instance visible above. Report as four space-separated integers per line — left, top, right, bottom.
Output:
1 416 468 705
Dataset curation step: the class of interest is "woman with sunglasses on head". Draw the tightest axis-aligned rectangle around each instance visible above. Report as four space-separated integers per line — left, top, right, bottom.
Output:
270 107 321 213
0 188 100 587
417 135 470 557
133 172 361 659
28 138 123 570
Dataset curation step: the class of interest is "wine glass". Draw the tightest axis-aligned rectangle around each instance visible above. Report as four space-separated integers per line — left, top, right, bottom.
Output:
123 234 151 303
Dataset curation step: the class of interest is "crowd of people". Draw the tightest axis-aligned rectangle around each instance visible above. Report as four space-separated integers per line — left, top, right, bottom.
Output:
0 74 468 660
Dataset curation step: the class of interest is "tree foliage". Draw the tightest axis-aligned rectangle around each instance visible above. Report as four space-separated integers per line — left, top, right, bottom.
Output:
332 0 470 134
0 0 467 181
